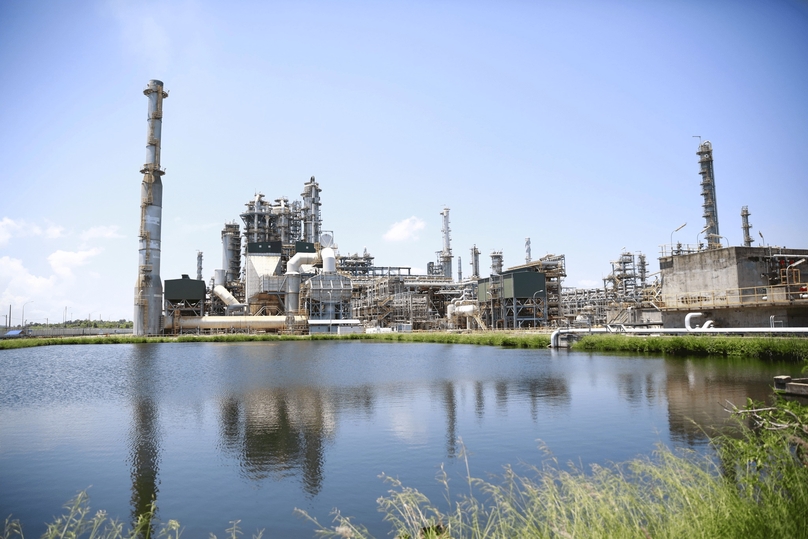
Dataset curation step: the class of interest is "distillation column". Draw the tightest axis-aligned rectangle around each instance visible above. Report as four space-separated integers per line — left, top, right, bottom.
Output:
741 206 753 247
440 207 453 280
134 80 168 336
697 140 721 249
470 245 480 279
302 177 322 244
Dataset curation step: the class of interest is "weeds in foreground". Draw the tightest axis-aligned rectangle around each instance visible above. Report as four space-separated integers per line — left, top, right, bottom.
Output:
2 491 264 539
300 398 808 539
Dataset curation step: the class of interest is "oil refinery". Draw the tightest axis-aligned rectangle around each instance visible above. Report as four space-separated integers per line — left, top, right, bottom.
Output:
134 81 808 336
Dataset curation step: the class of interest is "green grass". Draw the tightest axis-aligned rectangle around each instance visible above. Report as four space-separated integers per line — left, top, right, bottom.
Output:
572 334 808 362
302 401 808 538
0 332 551 350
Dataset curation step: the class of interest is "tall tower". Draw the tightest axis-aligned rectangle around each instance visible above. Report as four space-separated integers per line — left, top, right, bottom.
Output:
525 237 532 264
301 177 322 244
470 245 480 279
741 206 753 247
134 80 168 336
439 207 453 280
697 140 721 249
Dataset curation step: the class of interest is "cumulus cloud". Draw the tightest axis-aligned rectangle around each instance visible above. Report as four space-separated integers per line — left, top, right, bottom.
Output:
0 218 23 246
0 256 57 306
47 248 103 279
383 217 426 242
0 218 65 245
80 225 124 241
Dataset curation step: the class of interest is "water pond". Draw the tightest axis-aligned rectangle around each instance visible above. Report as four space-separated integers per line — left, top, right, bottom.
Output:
0 341 799 537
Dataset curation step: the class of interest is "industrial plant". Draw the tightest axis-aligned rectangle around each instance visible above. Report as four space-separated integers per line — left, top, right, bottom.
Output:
134 80 808 336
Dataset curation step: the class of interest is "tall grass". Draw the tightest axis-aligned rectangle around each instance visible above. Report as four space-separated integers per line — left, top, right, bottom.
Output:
302 433 808 539
573 334 808 362
1 491 264 539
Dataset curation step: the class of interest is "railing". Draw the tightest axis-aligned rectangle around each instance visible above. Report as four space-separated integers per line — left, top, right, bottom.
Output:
659 283 808 310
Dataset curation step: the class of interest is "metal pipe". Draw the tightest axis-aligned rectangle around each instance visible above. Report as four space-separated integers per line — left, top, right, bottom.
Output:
284 252 319 314
213 285 247 312
134 79 168 336
685 312 703 331
170 315 306 330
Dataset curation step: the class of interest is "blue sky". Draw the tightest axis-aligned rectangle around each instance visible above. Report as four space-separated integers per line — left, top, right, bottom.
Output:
1 0 807 325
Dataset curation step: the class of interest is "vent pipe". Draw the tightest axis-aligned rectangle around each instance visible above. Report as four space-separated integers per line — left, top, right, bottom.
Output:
134 79 168 336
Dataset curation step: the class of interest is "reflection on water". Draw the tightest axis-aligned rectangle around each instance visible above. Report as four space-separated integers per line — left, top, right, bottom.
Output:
0 342 797 538
664 359 776 445
129 346 161 530
217 388 333 497
441 382 457 458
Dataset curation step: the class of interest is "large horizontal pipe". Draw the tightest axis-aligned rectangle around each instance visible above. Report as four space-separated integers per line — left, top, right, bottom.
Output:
170 315 306 330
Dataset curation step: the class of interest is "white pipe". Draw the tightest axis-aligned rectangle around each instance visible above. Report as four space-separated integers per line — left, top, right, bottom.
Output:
213 285 247 313
685 312 703 331
287 252 319 273
285 251 320 314
171 315 306 330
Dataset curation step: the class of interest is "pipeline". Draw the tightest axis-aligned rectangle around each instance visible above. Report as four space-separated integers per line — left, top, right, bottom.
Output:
550 320 808 348
168 315 306 331
213 285 247 313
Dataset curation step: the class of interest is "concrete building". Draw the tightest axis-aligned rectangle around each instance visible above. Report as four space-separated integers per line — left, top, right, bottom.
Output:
658 246 808 327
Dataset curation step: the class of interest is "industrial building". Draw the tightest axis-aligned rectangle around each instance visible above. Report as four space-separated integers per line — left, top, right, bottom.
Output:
132 81 806 335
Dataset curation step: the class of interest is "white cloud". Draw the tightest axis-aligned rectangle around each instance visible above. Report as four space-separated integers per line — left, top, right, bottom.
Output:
0 218 23 246
383 217 426 242
44 225 65 239
0 256 57 307
80 225 124 241
0 217 66 245
47 248 103 279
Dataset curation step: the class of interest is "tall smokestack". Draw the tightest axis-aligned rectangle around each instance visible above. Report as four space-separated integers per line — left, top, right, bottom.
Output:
134 80 168 335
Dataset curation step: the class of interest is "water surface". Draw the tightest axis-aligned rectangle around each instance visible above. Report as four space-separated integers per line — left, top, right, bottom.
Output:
0 341 798 537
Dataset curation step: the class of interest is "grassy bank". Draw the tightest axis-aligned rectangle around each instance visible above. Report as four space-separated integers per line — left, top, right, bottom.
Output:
5 331 808 361
572 334 808 362
0 331 551 350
